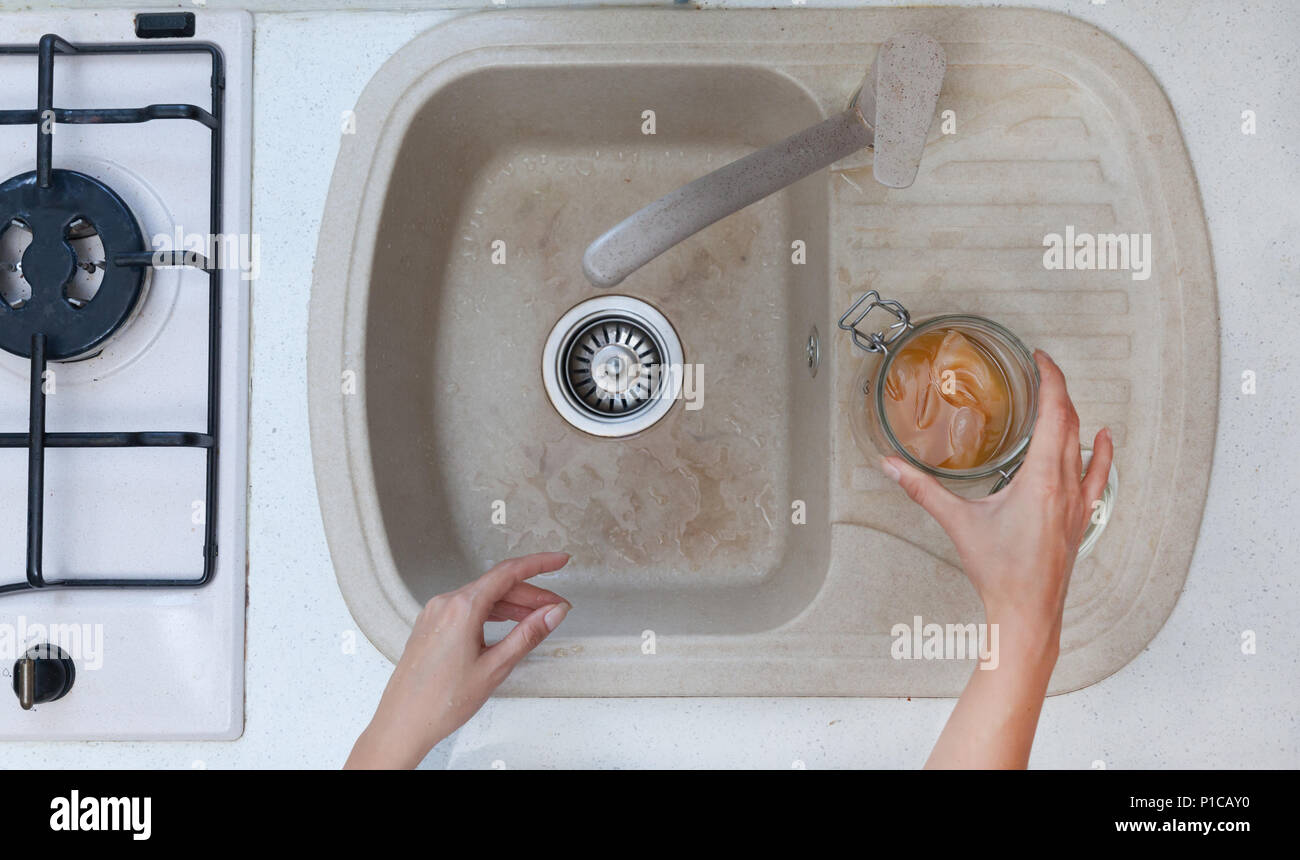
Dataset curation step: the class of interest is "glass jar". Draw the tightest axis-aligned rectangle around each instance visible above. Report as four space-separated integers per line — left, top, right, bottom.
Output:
840 292 1039 489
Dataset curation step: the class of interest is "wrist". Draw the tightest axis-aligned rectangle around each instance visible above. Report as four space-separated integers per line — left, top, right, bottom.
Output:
345 719 432 770
982 606 1061 673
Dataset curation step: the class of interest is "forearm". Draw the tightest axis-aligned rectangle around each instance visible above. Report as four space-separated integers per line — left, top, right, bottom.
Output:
345 722 426 770
925 617 1060 769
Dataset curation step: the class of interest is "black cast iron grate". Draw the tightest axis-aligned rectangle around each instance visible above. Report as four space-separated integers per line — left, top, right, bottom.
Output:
0 32 225 594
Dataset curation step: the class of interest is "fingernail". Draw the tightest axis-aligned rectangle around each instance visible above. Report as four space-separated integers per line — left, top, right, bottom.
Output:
544 603 569 632
880 457 901 483
1101 426 1112 441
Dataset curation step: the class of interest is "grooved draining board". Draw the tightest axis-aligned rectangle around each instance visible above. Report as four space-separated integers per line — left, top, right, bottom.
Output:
824 13 1216 694
310 7 1216 696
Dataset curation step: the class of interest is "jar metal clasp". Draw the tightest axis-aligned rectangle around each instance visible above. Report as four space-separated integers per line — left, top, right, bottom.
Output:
837 290 913 355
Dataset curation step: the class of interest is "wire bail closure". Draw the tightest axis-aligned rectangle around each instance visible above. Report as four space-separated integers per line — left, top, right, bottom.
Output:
837 290 913 354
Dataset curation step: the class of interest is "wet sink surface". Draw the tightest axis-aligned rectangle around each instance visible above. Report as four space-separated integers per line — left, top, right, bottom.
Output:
366 63 831 636
310 8 1216 696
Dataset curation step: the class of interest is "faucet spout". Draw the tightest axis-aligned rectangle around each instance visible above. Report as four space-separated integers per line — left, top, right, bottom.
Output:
582 31 946 289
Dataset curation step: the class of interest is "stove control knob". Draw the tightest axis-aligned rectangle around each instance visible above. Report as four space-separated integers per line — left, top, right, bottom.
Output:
12 644 75 710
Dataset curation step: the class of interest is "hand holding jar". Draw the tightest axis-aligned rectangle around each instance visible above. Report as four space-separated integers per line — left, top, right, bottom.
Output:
882 350 1113 634
882 351 1114 769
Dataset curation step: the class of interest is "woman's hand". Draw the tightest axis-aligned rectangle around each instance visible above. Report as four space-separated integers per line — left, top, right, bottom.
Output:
884 349 1113 651
345 552 572 769
882 350 1113 768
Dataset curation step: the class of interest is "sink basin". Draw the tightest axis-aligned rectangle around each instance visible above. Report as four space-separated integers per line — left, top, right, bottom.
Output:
354 61 831 636
310 8 1217 696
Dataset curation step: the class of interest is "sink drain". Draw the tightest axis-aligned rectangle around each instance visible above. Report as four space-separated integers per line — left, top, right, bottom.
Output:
566 316 662 416
542 296 683 437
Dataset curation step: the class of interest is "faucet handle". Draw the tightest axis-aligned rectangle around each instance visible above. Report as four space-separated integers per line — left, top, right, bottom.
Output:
853 31 947 189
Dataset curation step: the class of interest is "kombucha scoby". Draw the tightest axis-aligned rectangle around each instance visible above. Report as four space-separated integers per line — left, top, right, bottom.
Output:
882 329 1011 470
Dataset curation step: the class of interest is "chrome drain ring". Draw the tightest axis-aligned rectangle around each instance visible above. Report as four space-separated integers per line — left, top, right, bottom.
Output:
543 296 683 437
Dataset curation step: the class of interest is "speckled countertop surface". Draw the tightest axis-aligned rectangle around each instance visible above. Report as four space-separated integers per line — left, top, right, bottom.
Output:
1 0 1296 768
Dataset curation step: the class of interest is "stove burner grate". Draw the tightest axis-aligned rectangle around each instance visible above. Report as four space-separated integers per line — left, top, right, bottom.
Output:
0 168 147 360
0 33 226 594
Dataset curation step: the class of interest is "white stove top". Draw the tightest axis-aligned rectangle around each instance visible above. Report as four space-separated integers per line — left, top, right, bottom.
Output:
0 10 250 739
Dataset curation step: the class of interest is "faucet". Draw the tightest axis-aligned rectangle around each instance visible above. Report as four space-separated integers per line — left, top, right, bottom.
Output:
582 32 947 288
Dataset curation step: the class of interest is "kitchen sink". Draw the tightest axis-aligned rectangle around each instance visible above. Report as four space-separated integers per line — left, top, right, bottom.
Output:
309 8 1217 696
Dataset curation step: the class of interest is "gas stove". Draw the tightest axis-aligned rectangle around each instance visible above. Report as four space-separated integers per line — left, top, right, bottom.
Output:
0 11 251 740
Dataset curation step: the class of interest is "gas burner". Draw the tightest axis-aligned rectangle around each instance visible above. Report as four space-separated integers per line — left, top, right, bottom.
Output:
0 169 145 360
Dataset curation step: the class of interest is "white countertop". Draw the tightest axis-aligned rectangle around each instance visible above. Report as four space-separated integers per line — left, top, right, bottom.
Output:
3 0 1296 768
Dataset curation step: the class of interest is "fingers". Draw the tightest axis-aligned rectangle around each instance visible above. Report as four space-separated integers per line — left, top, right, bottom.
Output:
487 579 568 622
881 456 965 533
1080 427 1114 526
487 601 541 623
497 580 567 611
470 552 571 610
480 602 570 678
1024 350 1080 478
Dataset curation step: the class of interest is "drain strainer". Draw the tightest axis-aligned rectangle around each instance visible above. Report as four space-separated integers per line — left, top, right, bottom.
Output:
542 296 683 437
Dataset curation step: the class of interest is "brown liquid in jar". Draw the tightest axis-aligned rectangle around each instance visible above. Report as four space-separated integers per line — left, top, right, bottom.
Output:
881 329 1012 470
